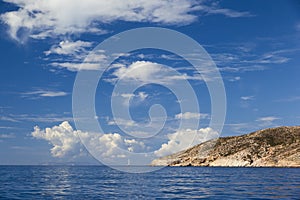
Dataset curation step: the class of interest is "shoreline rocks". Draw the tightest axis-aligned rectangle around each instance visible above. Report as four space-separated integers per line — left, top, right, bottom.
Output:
151 126 300 167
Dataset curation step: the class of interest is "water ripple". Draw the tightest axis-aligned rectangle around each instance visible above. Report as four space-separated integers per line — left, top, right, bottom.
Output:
0 166 299 199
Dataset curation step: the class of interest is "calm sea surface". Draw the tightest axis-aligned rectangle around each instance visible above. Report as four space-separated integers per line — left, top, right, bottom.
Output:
0 166 299 199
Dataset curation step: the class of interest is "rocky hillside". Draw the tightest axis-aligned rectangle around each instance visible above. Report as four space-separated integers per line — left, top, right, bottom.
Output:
151 126 300 167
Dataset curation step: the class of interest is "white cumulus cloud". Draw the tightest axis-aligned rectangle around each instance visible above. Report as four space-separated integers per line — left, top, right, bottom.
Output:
1 0 199 41
111 61 203 84
154 127 218 157
1 0 252 42
32 121 145 158
32 122 220 161
32 121 83 157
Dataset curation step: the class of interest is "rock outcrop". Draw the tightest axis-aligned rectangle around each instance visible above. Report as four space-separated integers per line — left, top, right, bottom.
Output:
151 126 300 167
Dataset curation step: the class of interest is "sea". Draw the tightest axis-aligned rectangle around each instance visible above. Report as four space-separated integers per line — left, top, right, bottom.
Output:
0 166 299 199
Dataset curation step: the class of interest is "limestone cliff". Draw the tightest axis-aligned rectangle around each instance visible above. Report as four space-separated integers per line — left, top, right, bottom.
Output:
151 126 300 167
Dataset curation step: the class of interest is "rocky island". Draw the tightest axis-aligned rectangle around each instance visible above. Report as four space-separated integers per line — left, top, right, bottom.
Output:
151 126 300 167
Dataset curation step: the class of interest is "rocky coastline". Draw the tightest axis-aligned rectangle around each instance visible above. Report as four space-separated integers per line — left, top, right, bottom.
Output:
151 126 300 167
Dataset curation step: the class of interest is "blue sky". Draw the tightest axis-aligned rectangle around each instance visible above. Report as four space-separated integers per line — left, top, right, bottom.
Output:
0 0 300 165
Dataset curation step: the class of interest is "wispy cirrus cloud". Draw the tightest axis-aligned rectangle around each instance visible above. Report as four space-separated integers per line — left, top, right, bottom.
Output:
44 41 109 71
1 113 73 123
296 23 300 31
44 40 93 56
50 62 101 71
256 116 280 122
0 133 15 139
204 42 296 80
113 91 149 106
225 123 252 134
225 116 282 135
21 90 68 98
241 96 255 101
0 126 18 130
175 112 210 120
209 42 293 66
140 42 294 83
275 96 300 102
212 51 290 72
256 116 280 127
107 117 138 128
201 5 253 18
0 116 19 122
240 95 255 108
219 65 268 73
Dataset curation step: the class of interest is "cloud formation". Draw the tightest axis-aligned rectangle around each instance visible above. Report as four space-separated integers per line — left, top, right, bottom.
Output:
240 96 255 101
32 121 220 162
2 113 72 123
111 61 203 84
113 91 148 106
256 116 280 124
107 118 137 128
32 121 145 158
32 121 83 157
44 40 93 56
175 112 210 120
50 62 101 71
275 96 300 102
1 0 199 41
256 116 280 123
256 116 280 127
1 0 252 42
154 127 218 157
0 133 15 139
22 90 68 98
45 41 108 71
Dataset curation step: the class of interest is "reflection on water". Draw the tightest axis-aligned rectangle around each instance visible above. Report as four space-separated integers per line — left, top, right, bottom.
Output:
40 167 72 197
0 166 299 199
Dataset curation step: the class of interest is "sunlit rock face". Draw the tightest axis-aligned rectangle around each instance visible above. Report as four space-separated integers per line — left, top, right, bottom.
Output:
151 126 300 167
